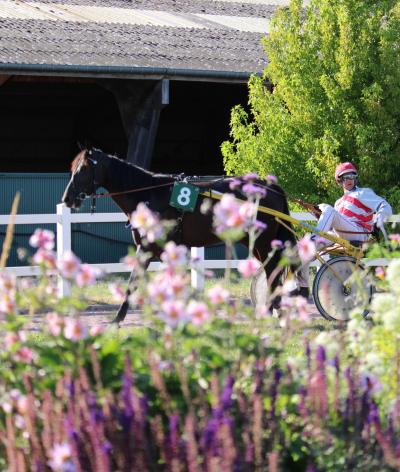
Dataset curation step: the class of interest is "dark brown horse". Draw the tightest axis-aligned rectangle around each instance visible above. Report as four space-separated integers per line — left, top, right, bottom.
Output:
62 148 296 322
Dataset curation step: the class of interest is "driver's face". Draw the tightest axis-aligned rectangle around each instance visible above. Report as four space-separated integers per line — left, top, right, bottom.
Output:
341 174 356 191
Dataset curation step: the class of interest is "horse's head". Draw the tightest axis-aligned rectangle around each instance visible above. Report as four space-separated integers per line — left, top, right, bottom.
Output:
62 149 106 209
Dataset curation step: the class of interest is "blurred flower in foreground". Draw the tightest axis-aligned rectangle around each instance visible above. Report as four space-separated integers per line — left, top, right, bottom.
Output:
187 300 210 325
76 264 102 287
375 267 385 280
207 285 230 305
161 300 187 327
297 235 316 262
57 251 81 279
161 241 188 267
266 174 278 185
48 442 73 471
130 203 164 243
46 312 64 336
238 258 260 278
109 283 125 304
271 239 283 250
29 229 55 251
64 318 88 342
33 249 57 270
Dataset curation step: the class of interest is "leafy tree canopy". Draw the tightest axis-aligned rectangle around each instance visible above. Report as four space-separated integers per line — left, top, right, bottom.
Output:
221 0 400 207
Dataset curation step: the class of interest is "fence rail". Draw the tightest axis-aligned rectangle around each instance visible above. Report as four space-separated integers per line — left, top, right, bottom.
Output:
0 204 399 297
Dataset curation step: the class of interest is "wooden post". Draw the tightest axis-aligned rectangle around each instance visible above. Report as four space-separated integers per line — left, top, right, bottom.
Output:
191 246 205 291
56 203 72 298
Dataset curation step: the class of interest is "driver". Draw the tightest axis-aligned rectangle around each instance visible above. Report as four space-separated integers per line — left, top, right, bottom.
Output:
296 161 392 298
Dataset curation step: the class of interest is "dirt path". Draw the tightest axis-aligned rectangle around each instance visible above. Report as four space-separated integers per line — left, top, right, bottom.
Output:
25 301 321 331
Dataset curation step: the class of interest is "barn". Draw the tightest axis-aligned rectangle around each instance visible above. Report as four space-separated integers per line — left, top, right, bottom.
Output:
0 0 287 264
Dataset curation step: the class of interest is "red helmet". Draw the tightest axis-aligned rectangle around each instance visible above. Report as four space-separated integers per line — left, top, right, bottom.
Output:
335 162 358 182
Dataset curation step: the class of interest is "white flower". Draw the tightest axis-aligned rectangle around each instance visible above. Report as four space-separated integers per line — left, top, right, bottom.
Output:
386 259 400 294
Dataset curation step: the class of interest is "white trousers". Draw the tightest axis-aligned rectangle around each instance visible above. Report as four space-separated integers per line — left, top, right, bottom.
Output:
297 204 370 288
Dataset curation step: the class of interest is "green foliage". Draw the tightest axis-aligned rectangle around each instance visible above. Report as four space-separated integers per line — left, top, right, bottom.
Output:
222 0 400 208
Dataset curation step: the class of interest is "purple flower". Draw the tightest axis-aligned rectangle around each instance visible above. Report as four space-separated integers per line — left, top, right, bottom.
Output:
202 418 218 451
316 345 326 365
253 220 267 232
243 172 259 182
266 174 278 184
242 183 266 198
220 375 234 411
229 178 242 190
368 401 380 424
271 239 283 250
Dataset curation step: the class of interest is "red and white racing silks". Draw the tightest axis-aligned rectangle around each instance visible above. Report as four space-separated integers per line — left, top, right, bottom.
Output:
334 187 392 231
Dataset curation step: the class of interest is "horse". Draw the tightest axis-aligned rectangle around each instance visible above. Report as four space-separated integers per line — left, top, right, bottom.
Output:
62 147 296 323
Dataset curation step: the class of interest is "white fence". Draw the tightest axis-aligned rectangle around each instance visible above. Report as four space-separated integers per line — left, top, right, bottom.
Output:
0 203 398 297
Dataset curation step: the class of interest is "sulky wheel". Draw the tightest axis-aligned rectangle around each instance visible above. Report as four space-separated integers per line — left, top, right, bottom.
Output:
312 256 373 322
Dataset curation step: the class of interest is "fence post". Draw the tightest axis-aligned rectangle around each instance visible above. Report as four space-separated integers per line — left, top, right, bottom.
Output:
191 247 205 291
56 203 72 298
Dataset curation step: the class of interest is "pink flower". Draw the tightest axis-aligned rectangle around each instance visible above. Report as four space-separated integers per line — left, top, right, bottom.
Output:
57 251 81 278
46 312 64 336
297 235 316 262
169 273 188 298
296 296 310 322
213 194 255 235
89 325 105 336
389 234 400 243
147 276 171 304
237 258 260 278
76 264 102 287
0 292 16 314
239 201 256 222
64 318 88 342
109 283 126 304
4 332 19 349
375 267 385 280
187 300 210 325
161 241 188 267
130 203 164 242
207 285 230 305
32 249 57 270
16 395 29 415
29 229 55 250
130 202 158 229
48 442 73 471
121 254 140 270
161 300 187 327
15 347 35 364
0 272 16 292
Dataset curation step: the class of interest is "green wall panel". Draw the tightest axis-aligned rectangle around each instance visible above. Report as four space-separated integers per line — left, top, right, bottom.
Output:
0 174 246 267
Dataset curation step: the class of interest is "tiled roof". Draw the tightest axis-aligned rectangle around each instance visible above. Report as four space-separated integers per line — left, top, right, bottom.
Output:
0 0 290 80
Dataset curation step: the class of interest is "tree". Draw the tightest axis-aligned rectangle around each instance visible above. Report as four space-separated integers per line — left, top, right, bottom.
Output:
221 0 400 206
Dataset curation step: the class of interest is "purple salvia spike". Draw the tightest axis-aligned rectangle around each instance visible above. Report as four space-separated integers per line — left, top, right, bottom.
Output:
202 418 219 454
168 414 180 459
316 345 326 367
220 375 234 412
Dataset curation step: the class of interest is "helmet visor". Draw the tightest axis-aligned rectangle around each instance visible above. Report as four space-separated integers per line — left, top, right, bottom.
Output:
339 173 357 182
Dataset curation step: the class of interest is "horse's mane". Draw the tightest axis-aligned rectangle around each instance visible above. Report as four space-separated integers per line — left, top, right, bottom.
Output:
71 148 174 180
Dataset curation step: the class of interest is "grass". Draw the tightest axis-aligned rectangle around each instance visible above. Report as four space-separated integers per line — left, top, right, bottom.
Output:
72 272 252 305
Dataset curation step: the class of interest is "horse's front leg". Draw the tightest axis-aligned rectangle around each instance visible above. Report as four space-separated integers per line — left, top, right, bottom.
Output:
112 245 149 324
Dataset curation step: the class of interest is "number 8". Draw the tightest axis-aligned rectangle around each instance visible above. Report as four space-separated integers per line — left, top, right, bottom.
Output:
177 187 191 206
